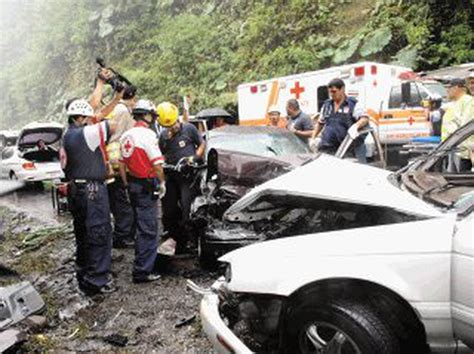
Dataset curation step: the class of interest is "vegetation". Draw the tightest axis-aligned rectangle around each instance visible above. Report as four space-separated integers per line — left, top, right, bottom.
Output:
0 0 472 128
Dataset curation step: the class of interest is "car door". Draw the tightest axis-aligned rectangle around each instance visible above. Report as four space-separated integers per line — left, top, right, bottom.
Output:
451 209 474 349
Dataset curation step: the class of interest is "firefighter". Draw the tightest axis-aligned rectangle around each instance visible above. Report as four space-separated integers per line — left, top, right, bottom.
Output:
312 78 369 162
106 85 138 249
62 98 118 296
119 99 165 283
158 102 206 254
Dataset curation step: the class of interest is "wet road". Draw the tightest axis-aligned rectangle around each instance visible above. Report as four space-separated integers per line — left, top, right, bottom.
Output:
0 186 67 224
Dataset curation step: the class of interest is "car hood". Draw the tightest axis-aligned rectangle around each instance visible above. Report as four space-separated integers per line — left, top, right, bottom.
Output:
224 154 442 219
18 122 64 149
220 215 457 295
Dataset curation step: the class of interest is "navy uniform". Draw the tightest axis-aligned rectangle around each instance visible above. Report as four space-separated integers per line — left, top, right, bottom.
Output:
159 122 203 251
318 96 367 162
62 99 114 295
286 110 314 143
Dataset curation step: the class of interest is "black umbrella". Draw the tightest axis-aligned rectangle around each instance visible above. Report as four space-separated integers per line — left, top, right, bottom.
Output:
195 107 232 119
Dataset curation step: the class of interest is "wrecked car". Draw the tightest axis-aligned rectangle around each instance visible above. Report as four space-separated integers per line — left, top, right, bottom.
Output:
196 125 386 266
0 122 64 182
193 120 474 353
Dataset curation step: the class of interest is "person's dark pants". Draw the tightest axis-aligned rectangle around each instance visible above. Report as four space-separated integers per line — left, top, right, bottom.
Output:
68 181 112 291
161 172 193 248
108 178 135 246
129 179 158 280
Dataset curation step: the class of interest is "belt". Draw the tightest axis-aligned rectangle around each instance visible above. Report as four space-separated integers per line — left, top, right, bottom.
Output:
72 179 105 184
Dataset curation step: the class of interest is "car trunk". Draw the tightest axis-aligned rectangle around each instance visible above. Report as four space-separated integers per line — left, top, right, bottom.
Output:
18 126 62 163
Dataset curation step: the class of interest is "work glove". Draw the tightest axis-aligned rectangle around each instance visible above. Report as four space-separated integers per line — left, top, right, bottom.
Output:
157 238 176 256
158 182 167 199
348 124 359 140
309 138 318 152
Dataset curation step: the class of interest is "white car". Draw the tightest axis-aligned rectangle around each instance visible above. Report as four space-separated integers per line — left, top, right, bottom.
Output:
0 122 64 182
194 121 474 353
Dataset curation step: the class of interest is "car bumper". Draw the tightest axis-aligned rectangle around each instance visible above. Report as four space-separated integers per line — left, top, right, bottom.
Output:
200 279 252 353
17 170 64 182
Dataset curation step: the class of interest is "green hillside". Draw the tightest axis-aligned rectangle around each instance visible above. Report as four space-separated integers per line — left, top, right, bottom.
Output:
0 0 472 128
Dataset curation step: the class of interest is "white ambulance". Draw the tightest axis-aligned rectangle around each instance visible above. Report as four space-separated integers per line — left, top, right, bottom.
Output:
237 61 447 145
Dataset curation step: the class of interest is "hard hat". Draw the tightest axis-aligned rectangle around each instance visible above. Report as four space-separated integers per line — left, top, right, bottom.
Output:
132 99 155 116
66 99 94 117
157 102 179 127
268 105 280 114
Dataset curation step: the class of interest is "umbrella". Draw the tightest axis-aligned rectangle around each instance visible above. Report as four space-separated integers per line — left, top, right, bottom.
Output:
195 107 232 119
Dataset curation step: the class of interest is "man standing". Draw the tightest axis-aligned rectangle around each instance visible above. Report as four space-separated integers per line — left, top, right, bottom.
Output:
442 78 474 171
286 99 313 142
267 105 286 128
62 98 118 296
119 99 165 283
158 102 205 254
107 85 138 249
312 78 369 162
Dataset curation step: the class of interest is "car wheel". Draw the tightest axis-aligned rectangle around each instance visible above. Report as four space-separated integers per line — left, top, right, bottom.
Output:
198 237 217 270
9 171 17 180
285 299 399 354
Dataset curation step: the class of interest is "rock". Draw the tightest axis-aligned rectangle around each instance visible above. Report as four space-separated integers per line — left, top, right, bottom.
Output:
25 315 47 331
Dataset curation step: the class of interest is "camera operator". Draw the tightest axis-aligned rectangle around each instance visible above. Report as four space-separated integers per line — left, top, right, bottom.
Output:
61 69 121 296
157 102 205 255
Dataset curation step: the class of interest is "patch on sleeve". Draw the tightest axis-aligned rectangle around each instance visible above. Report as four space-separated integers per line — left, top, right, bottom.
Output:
121 136 135 158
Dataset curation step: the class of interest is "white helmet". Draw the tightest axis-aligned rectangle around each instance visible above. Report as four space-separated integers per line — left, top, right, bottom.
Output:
268 104 280 114
67 99 94 117
133 99 156 115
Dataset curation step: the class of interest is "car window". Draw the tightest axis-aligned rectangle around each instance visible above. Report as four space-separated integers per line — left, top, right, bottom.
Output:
1 147 14 160
209 132 311 157
388 85 402 109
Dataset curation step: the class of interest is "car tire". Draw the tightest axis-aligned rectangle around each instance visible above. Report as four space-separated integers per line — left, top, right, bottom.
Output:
198 237 217 270
284 299 400 354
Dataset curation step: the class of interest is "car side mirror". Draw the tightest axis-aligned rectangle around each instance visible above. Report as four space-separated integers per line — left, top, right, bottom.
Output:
401 82 411 106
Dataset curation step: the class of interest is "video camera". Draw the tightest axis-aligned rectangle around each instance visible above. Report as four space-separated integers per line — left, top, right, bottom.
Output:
96 57 133 92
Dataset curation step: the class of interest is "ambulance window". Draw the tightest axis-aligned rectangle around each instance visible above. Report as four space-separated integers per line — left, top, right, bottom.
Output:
317 86 329 111
408 83 423 107
388 85 402 108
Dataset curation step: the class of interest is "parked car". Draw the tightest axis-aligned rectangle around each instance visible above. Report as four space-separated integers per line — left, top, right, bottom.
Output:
193 121 474 353
0 130 19 152
196 125 385 266
0 122 64 182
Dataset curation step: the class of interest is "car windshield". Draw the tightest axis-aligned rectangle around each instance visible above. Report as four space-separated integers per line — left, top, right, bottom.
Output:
423 82 448 101
209 131 311 157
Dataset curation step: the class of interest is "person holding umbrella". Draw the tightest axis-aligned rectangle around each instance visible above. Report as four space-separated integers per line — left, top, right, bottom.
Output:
195 107 234 130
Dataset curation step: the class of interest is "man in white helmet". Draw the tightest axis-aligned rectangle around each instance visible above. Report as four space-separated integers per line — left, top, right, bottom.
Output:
62 94 119 296
267 105 286 128
119 99 165 283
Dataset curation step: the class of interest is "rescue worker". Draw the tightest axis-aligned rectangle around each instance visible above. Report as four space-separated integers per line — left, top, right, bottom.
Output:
311 78 369 162
442 78 474 171
467 72 474 96
267 105 286 128
107 85 138 249
158 102 206 254
425 94 443 137
62 98 118 296
286 98 313 143
119 99 165 283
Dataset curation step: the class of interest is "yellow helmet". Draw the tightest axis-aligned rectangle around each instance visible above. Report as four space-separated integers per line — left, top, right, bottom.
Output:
157 102 179 127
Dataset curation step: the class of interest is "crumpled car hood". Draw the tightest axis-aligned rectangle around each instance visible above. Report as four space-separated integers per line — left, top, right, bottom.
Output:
225 154 442 219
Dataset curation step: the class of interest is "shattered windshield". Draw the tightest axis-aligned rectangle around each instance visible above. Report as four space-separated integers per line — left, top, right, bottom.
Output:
208 132 311 157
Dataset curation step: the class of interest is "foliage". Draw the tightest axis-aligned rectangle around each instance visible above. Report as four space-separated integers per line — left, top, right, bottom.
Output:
0 0 472 129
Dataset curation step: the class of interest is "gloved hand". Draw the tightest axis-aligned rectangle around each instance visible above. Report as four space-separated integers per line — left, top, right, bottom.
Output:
159 182 167 199
348 124 359 139
309 138 318 152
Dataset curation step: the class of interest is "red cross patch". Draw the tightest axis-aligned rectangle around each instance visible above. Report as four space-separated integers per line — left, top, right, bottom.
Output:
121 136 135 158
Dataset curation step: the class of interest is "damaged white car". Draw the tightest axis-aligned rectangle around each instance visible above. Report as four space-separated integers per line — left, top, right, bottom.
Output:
192 121 474 353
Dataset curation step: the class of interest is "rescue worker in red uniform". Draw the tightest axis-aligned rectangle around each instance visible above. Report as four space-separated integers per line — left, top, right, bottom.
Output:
119 99 165 283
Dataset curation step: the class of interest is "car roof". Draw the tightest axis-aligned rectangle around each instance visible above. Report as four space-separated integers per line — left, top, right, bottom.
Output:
210 125 290 136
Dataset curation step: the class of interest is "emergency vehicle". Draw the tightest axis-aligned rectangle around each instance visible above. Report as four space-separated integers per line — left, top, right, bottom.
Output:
237 62 447 145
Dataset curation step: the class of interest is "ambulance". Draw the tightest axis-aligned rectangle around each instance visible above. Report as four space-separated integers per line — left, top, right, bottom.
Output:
237 62 447 146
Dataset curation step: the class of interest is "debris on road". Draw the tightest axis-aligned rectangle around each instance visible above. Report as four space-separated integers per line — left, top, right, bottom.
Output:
0 328 26 352
174 314 196 328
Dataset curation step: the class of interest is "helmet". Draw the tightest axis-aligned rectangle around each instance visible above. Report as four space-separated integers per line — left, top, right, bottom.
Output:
132 99 155 116
66 99 94 117
428 93 442 102
157 102 179 127
268 105 280 114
